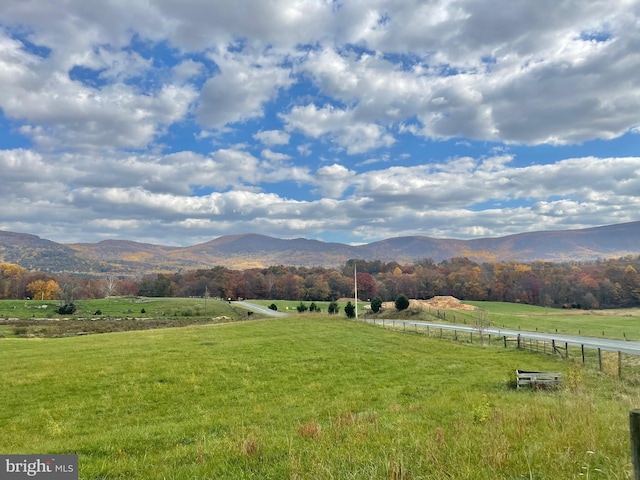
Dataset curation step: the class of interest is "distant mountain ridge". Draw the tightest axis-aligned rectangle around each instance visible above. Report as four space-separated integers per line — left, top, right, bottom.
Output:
1 221 639 275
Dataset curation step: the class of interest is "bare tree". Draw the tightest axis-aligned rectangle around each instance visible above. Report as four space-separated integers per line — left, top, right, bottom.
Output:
473 309 491 346
104 275 119 297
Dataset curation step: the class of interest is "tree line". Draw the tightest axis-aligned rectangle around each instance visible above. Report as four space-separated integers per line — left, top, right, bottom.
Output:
2 255 640 309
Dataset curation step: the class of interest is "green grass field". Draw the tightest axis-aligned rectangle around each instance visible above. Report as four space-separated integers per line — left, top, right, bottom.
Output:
0 316 635 479
367 300 640 341
0 297 236 319
464 301 640 340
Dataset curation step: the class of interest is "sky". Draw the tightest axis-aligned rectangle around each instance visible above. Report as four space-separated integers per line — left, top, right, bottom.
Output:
1 0 639 247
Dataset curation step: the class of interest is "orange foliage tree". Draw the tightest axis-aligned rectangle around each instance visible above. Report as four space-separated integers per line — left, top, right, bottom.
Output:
27 279 62 300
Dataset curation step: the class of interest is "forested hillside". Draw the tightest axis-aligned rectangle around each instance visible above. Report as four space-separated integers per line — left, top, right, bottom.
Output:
3 255 640 309
2 221 640 274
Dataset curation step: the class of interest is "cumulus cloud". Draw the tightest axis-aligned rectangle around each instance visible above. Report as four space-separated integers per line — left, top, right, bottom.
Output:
196 48 294 128
254 129 290 146
0 0 639 246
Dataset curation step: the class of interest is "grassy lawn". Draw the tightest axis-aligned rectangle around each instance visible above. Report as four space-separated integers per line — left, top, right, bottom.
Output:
0 316 635 479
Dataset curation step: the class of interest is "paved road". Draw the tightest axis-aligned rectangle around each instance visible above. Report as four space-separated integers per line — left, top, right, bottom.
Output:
235 301 288 317
363 318 640 355
234 303 640 355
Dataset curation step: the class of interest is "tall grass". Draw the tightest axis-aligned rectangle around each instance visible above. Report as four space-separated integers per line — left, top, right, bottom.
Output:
0 317 635 478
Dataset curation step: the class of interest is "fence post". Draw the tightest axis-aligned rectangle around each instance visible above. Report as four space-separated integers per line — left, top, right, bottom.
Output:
470 331 473 343
454 330 458 341
581 344 585 364
598 348 602 371
440 328 443 339
552 339 556 355
503 336 507 348
619 351 623 379
517 334 521 349
630 409 640 480
565 342 569 359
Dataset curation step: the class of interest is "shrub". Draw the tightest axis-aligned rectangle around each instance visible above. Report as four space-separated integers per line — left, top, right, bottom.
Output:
370 296 383 313
140 308 146 314
344 301 356 318
268 304 278 311
395 294 410 311
328 302 340 314
57 303 76 315
94 310 102 315
296 302 308 313
309 302 318 312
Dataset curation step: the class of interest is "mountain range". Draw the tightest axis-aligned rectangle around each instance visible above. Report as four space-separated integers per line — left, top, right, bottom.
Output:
1 221 639 275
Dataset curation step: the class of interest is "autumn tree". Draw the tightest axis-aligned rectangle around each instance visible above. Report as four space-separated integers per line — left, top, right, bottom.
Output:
0 263 27 299
27 279 62 300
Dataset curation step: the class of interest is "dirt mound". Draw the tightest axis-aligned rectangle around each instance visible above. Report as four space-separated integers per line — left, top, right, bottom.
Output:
421 296 477 310
380 296 477 311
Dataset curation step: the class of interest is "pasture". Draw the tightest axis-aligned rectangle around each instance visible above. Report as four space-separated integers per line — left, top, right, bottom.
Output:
0 297 248 338
0 315 635 479
369 300 640 341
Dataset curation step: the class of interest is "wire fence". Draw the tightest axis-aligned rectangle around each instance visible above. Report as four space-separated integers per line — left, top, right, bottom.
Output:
362 317 640 383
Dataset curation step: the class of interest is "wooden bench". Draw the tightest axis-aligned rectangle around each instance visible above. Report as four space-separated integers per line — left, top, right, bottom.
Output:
516 369 562 389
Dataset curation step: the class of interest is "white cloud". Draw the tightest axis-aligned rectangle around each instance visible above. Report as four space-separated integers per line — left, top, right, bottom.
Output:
253 129 290 146
172 59 205 84
283 104 395 154
312 164 356 198
196 47 294 128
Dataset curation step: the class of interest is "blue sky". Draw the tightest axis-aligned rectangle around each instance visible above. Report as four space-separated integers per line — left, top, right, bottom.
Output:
0 0 639 246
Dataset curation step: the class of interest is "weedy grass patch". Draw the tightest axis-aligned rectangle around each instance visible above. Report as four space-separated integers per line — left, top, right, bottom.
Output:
0 316 635 479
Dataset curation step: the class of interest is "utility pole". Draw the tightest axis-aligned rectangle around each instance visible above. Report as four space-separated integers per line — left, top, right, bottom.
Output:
354 262 358 320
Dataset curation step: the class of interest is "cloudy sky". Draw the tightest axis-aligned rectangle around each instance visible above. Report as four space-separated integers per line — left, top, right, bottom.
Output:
1 0 639 246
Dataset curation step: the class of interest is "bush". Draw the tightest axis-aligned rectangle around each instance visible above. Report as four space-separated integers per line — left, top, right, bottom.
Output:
268 304 278 311
94 310 102 315
57 303 76 315
140 308 146 314
309 302 318 312
370 296 383 313
296 302 308 313
328 302 340 315
395 294 410 311
344 301 356 318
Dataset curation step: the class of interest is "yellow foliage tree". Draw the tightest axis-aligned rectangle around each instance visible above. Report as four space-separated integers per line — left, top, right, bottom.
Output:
27 279 62 300
0 262 28 298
